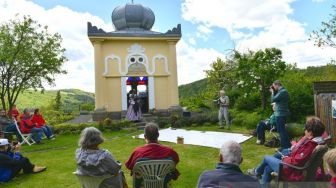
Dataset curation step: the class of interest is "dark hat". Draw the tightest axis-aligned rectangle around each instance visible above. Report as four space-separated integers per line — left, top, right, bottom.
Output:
273 80 282 85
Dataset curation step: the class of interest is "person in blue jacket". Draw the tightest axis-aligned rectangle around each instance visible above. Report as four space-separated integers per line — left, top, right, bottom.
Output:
270 80 291 149
0 138 46 182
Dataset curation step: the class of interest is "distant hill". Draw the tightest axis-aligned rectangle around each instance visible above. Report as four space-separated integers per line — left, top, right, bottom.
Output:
178 78 208 99
15 89 95 110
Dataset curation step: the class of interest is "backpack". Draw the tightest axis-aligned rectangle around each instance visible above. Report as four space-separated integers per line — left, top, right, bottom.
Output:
264 136 280 148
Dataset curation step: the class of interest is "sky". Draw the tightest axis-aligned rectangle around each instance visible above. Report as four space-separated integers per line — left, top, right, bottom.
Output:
0 0 335 92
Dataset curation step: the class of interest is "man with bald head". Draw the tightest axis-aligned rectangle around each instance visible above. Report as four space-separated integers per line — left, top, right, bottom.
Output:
197 141 259 188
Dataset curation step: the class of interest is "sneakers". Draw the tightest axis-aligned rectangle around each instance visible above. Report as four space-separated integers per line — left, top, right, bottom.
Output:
33 166 47 173
246 168 261 179
48 135 55 140
256 139 265 145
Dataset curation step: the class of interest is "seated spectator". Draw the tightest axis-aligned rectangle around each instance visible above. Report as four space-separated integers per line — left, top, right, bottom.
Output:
31 109 55 139
247 116 325 188
0 109 21 141
8 105 20 122
0 138 46 182
324 148 336 188
19 109 43 144
197 141 260 188
256 103 277 145
125 123 179 187
75 127 127 188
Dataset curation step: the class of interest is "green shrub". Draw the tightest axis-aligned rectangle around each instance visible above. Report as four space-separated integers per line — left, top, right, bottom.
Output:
286 123 304 138
230 110 263 129
156 117 170 128
80 103 95 111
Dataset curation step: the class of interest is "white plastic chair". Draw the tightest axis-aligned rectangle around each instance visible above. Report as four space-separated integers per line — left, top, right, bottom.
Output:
15 121 35 146
73 171 119 188
133 160 175 188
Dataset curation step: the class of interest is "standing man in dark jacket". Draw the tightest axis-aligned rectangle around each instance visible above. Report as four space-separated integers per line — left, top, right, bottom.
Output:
197 141 259 188
270 80 291 149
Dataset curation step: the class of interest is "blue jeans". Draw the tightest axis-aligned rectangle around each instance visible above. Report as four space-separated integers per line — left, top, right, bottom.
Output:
275 116 291 149
256 156 282 186
4 123 22 141
41 125 53 138
30 128 43 142
257 121 271 141
273 148 291 159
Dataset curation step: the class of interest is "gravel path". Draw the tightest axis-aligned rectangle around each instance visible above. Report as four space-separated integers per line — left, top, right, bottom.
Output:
66 115 93 124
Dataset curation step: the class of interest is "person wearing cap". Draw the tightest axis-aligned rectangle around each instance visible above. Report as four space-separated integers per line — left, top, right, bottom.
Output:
217 90 230 129
0 138 46 182
255 103 276 145
0 109 21 142
270 80 291 149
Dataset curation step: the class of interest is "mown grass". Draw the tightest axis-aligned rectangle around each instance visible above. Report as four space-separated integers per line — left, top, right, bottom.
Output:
3 125 276 188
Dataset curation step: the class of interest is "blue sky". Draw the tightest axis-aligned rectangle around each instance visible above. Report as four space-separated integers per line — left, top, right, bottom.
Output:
0 0 335 92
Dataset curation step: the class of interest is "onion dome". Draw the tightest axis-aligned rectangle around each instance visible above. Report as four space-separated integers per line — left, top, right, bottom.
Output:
112 3 155 31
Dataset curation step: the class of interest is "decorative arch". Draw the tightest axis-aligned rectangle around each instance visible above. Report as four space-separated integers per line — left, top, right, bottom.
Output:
104 55 126 76
152 54 170 74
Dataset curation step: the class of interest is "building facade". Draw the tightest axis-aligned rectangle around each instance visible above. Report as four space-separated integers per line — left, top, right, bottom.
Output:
88 3 181 120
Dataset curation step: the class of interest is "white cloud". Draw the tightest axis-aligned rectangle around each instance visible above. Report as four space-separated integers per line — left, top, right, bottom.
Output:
188 37 196 45
0 0 113 92
177 39 226 85
182 0 295 31
181 0 336 68
196 25 213 40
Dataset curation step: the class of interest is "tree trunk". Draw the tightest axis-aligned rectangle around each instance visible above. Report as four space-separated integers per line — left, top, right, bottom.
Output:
261 88 267 111
0 96 6 112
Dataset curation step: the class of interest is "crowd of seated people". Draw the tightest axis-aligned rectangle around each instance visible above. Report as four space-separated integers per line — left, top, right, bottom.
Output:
1 110 335 188
0 106 55 144
247 116 326 187
75 118 335 188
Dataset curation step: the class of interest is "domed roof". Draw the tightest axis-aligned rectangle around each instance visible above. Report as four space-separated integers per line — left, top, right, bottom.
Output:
112 3 155 31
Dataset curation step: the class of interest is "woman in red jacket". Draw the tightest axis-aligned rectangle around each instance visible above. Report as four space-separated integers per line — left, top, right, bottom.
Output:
247 116 325 187
8 105 20 121
20 109 44 144
31 109 54 139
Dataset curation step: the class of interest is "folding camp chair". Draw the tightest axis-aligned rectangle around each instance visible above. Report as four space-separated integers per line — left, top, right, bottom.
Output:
272 144 329 188
15 122 35 146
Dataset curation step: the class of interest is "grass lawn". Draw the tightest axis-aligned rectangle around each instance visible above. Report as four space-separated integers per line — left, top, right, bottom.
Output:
3 125 276 188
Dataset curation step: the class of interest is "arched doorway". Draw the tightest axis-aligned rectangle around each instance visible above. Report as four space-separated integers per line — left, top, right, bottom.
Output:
126 76 149 113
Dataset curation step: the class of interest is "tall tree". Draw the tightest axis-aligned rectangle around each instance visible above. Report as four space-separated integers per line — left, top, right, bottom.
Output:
310 5 336 48
204 57 237 92
0 16 67 111
54 90 62 111
233 48 288 110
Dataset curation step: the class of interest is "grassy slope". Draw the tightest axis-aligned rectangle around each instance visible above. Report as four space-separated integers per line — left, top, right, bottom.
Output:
178 78 208 99
14 89 94 110
4 126 275 188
